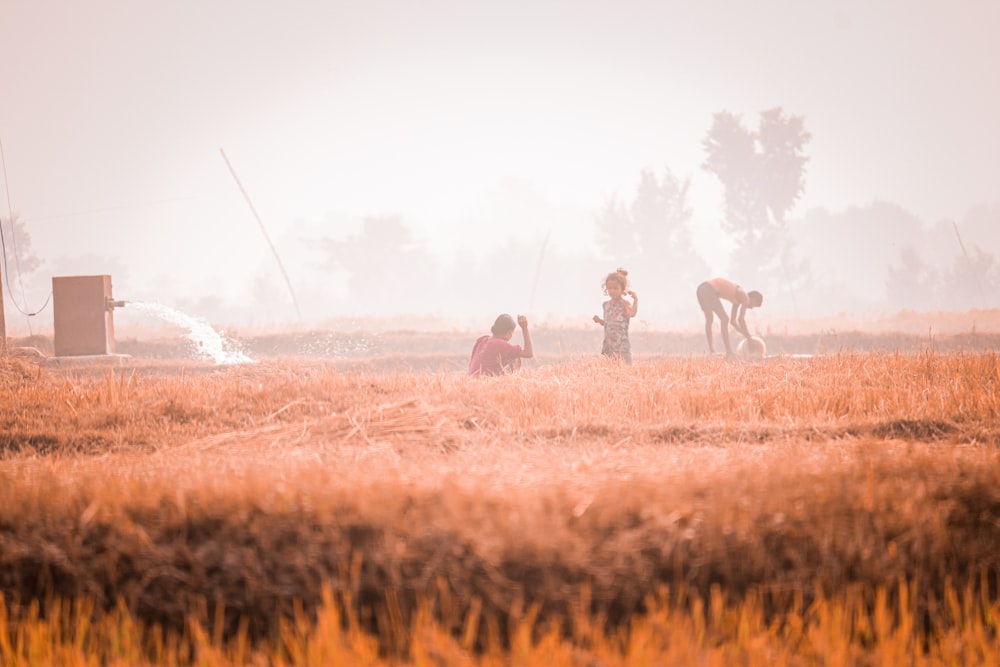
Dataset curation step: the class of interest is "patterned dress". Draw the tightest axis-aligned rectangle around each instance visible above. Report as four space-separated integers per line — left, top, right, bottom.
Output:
600 298 632 363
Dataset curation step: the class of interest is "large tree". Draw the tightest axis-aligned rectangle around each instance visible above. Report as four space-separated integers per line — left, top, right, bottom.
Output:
702 107 810 296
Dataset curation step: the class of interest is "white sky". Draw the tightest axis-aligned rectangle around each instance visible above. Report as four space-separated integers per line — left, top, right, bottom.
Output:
1 1 999 324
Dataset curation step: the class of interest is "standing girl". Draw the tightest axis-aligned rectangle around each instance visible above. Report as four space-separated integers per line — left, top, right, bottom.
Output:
592 267 638 363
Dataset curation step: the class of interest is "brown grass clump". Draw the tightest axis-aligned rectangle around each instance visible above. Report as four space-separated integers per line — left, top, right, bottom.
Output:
2 579 999 665
1 350 999 663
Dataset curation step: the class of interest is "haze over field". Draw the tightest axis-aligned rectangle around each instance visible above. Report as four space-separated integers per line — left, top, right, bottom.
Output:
1 1 998 332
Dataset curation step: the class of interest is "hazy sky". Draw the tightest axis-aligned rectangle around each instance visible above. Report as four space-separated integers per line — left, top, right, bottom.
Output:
1 1 998 325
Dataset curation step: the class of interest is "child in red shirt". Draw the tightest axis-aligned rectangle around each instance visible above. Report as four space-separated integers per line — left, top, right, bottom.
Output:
468 314 534 376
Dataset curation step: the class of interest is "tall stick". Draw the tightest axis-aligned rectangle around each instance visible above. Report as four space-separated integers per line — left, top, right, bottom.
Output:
0 228 6 354
219 148 302 321
0 139 10 352
952 220 987 308
528 230 550 313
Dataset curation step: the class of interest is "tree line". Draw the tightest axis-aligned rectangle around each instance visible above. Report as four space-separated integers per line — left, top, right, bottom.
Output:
3 108 998 327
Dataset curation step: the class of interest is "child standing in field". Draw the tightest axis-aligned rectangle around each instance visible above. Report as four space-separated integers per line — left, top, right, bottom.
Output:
593 268 638 364
468 314 534 376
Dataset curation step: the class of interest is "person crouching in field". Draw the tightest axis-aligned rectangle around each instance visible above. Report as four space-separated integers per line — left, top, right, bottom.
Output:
593 268 638 364
696 277 763 356
468 314 534 376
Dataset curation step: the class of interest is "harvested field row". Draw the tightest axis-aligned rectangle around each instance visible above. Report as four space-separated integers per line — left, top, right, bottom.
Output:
0 350 999 658
2 438 999 644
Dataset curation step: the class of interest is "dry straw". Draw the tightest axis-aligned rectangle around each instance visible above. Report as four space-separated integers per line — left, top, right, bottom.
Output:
1 351 1000 663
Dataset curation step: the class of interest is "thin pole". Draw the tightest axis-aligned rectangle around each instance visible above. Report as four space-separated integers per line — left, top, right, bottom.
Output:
1 140 30 328
528 230 550 313
219 148 302 321
0 232 5 354
952 220 987 308
0 139 9 352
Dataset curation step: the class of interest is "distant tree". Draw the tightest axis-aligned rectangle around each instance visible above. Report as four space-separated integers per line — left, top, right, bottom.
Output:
886 245 940 311
318 215 440 316
629 169 664 248
457 236 603 324
596 166 707 319
757 108 811 226
791 202 924 310
702 108 810 294
249 269 294 322
467 237 544 314
954 204 1000 257
1 214 41 288
595 195 636 260
630 168 694 254
941 244 997 310
2 215 47 325
702 111 761 234
630 167 706 312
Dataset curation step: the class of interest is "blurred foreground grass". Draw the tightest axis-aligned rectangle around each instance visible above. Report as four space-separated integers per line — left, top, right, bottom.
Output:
1 350 999 664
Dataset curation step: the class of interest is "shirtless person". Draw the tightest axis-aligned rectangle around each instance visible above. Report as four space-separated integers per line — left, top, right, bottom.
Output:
696 277 763 356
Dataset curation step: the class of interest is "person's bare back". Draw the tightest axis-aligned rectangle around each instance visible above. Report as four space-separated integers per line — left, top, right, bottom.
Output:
705 277 748 306
697 278 763 356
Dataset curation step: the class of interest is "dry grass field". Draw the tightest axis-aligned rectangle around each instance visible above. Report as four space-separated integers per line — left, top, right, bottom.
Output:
1 331 1000 664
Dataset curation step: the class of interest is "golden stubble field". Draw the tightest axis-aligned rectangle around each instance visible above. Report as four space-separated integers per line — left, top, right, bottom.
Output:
1 344 1000 665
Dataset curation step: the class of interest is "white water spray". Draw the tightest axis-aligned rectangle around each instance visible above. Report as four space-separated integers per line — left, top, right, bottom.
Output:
126 302 254 364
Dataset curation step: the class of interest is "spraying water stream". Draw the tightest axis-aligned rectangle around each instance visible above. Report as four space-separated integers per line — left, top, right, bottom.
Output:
125 302 254 364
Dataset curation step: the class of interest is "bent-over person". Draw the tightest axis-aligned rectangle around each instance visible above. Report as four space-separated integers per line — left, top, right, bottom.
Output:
696 277 763 356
